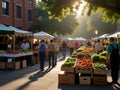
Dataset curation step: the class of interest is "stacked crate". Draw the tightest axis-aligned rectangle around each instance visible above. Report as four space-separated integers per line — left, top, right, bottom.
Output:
0 58 6 70
74 58 93 85
58 57 76 85
0 62 6 70
20 59 27 68
75 66 92 85
58 71 75 85
79 73 91 85
92 68 108 85
6 61 20 70
92 60 108 85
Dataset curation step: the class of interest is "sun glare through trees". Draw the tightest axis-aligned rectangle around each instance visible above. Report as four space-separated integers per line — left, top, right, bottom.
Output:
75 0 87 18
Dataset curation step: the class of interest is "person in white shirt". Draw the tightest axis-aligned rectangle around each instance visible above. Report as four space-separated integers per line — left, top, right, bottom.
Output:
95 39 103 54
21 39 30 50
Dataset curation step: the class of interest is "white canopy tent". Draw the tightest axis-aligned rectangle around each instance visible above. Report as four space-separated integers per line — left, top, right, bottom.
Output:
0 24 32 35
8 26 32 36
106 31 120 38
0 24 14 34
34 31 55 39
74 37 86 41
98 34 109 39
67 37 74 40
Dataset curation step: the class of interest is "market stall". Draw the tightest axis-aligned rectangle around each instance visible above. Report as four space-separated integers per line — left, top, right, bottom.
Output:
0 24 34 70
34 31 55 39
58 46 108 85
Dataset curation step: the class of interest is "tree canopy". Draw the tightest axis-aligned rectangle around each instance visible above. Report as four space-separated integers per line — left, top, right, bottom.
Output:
41 0 120 23
30 1 79 35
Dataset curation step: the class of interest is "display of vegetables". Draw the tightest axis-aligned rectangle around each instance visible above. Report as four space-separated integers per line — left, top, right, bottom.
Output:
64 46 108 72
71 51 78 58
0 50 6 54
91 53 106 63
76 46 87 52
93 63 107 70
76 57 92 67
18 49 31 53
77 52 85 59
6 50 23 54
99 50 108 56
62 57 76 67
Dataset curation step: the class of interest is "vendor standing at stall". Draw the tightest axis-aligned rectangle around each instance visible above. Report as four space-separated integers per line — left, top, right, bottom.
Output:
21 39 30 50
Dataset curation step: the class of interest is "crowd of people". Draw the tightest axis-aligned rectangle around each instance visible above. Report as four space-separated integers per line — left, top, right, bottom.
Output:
38 38 105 71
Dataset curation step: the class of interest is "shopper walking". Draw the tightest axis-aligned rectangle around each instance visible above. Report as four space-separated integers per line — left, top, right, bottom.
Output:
38 40 47 71
48 39 56 68
106 37 120 84
61 41 67 59
53 38 59 66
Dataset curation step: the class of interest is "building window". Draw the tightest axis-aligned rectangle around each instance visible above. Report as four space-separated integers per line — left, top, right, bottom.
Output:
2 1 9 15
28 9 32 22
16 5 21 19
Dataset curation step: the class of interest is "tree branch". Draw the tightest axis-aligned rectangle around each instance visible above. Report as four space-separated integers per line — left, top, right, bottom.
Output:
84 0 120 14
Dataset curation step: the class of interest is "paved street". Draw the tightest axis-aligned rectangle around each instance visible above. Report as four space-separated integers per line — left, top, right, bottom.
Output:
0 53 120 90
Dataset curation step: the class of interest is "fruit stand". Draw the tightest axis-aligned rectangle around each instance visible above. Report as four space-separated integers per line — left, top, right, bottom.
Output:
58 46 108 85
0 24 34 70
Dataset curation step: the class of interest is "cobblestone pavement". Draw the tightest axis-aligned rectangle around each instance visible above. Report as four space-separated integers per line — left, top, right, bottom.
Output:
0 52 120 90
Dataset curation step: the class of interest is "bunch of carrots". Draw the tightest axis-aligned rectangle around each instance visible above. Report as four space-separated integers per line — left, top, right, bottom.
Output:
76 57 92 67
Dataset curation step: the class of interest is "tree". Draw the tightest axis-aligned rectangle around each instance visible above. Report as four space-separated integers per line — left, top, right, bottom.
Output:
41 0 120 23
30 1 79 35
72 14 117 39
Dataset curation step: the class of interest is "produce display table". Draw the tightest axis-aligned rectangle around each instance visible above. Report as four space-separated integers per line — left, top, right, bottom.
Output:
58 46 108 85
0 52 33 57
0 52 35 70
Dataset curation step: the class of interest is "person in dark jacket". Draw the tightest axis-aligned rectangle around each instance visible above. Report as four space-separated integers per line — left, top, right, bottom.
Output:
106 37 120 84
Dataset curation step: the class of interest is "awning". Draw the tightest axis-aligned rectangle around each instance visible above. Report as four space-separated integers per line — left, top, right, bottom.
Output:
74 37 86 41
34 31 55 39
0 24 32 35
0 24 14 34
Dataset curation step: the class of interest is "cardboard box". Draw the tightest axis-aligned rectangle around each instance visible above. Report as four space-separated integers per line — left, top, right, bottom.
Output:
0 62 6 69
21 60 27 68
58 71 75 85
79 74 91 85
75 66 93 74
61 66 74 73
6 61 20 70
93 74 107 85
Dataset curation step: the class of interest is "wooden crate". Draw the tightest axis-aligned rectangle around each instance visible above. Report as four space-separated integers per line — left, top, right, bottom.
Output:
79 74 91 85
0 62 6 69
61 66 74 73
21 60 27 68
93 74 107 85
6 61 20 70
75 66 93 74
93 69 108 75
58 71 75 85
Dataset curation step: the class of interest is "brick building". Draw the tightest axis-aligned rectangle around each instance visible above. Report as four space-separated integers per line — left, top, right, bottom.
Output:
0 0 36 30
